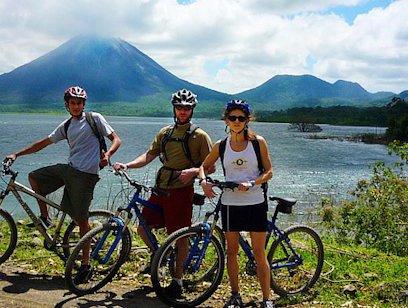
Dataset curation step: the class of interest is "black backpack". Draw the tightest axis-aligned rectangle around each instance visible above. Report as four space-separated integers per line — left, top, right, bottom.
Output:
159 123 201 168
218 137 268 195
63 112 108 168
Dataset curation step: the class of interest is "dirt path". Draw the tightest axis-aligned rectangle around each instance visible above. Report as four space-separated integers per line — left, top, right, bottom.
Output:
0 264 170 308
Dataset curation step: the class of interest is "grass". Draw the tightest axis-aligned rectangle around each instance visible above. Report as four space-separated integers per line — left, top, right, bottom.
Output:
1 220 407 307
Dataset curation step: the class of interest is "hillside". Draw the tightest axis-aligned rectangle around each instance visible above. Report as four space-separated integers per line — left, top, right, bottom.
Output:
0 36 403 114
236 74 394 109
0 35 229 107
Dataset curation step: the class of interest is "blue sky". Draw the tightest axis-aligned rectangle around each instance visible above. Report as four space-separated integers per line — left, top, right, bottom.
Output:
0 0 406 94
328 0 395 24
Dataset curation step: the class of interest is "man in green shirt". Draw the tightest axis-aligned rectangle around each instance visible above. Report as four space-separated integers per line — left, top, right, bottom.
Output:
115 89 212 297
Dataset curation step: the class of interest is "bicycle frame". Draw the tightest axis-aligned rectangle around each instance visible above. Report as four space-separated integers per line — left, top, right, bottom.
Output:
91 183 162 263
238 219 304 271
184 196 303 273
0 173 69 249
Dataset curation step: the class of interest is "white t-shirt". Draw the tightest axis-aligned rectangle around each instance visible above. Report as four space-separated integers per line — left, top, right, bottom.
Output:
48 112 114 175
220 136 265 206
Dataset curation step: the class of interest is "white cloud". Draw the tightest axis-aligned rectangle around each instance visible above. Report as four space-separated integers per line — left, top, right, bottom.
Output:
0 0 406 94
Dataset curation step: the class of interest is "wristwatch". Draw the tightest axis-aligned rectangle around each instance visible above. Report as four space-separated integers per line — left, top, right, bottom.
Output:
198 177 210 185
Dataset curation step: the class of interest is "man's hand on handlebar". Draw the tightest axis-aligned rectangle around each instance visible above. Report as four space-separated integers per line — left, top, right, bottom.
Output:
113 162 128 171
4 154 16 163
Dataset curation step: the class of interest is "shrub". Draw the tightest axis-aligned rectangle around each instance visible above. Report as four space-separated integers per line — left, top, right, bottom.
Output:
321 142 408 256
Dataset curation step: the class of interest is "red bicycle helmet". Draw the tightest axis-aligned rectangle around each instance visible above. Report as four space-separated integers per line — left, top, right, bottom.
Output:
64 86 87 102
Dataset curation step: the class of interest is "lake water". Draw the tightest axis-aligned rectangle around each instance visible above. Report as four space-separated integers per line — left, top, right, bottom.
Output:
0 113 395 223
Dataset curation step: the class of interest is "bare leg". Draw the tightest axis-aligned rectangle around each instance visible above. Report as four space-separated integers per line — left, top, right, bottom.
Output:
137 225 155 252
175 237 188 279
250 231 270 300
28 175 49 218
77 218 90 264
225 232 240 293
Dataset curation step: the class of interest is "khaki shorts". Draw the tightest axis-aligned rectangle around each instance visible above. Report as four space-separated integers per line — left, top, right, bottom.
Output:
29 164 99 221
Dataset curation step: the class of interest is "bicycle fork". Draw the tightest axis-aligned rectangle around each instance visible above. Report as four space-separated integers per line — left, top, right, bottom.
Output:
92 217 125 264
184 223 212 272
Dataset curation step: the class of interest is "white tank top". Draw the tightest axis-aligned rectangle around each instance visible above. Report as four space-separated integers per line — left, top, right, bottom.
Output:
220 136 265 206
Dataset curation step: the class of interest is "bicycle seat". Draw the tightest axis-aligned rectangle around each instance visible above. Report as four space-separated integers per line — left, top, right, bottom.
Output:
269 197 297 214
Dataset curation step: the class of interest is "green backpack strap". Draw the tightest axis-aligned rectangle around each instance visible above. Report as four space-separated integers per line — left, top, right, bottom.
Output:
182 124 200 167
159 124 176 163
160 123 200 167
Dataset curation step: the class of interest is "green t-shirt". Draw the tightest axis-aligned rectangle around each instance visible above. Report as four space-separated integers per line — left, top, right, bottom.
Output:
147 123 212 189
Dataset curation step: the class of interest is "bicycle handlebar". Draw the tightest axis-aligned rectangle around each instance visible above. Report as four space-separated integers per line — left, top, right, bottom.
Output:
1 159 17 176
112 168 166 196
205 177 239 190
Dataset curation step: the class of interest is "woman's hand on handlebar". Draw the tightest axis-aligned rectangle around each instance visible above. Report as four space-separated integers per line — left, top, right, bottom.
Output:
201 179 217 199
238 181 252 191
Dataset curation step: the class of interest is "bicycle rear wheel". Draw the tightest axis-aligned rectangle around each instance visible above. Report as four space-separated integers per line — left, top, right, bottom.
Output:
151 225 225 307
268 225 324 297
0 209 17 264
62 210 114 258
64 221 131 295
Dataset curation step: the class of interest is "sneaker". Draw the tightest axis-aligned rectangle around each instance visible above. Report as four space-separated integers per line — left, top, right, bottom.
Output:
26 216 54 229
73 264 93 285
224 293 243 308
261 299 275 308
164 280 183 298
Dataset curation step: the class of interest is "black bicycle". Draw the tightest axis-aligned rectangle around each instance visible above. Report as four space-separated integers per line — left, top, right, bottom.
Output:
0 159 113 265
151 178 324 307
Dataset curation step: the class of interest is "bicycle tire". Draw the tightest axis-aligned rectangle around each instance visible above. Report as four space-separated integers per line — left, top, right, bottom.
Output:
64 221 131 295
62 210 114 258
268 225 324 297
151 225 225 307
0 209 18 264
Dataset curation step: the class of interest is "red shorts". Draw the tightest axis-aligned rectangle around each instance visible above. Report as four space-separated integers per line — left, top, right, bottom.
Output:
142 186 194 234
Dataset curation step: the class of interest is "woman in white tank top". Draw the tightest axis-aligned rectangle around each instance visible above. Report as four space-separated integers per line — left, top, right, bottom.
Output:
198 100 274 308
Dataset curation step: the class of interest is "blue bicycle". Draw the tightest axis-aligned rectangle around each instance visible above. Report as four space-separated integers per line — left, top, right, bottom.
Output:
64 169 225 296
64 169 163 295
151 178 324 307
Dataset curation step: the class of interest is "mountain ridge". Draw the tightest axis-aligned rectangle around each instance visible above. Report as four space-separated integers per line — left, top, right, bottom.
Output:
0 35 402 111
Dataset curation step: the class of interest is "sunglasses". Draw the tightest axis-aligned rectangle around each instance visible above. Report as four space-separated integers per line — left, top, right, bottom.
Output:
175 105 192 111
227 115 247 122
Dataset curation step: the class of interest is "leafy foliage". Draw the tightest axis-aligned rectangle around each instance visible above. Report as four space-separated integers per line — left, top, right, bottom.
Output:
385 97 408 142
320 143 408 256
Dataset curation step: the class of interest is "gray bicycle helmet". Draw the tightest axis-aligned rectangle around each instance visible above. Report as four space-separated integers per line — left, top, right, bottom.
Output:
171 89 198 108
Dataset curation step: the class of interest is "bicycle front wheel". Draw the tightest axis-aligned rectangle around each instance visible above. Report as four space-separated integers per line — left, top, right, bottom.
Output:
0 209 17 264
62 210 114 259
151 225 225 307
62 210 114 258
65 221 131 295
268 225 324 297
